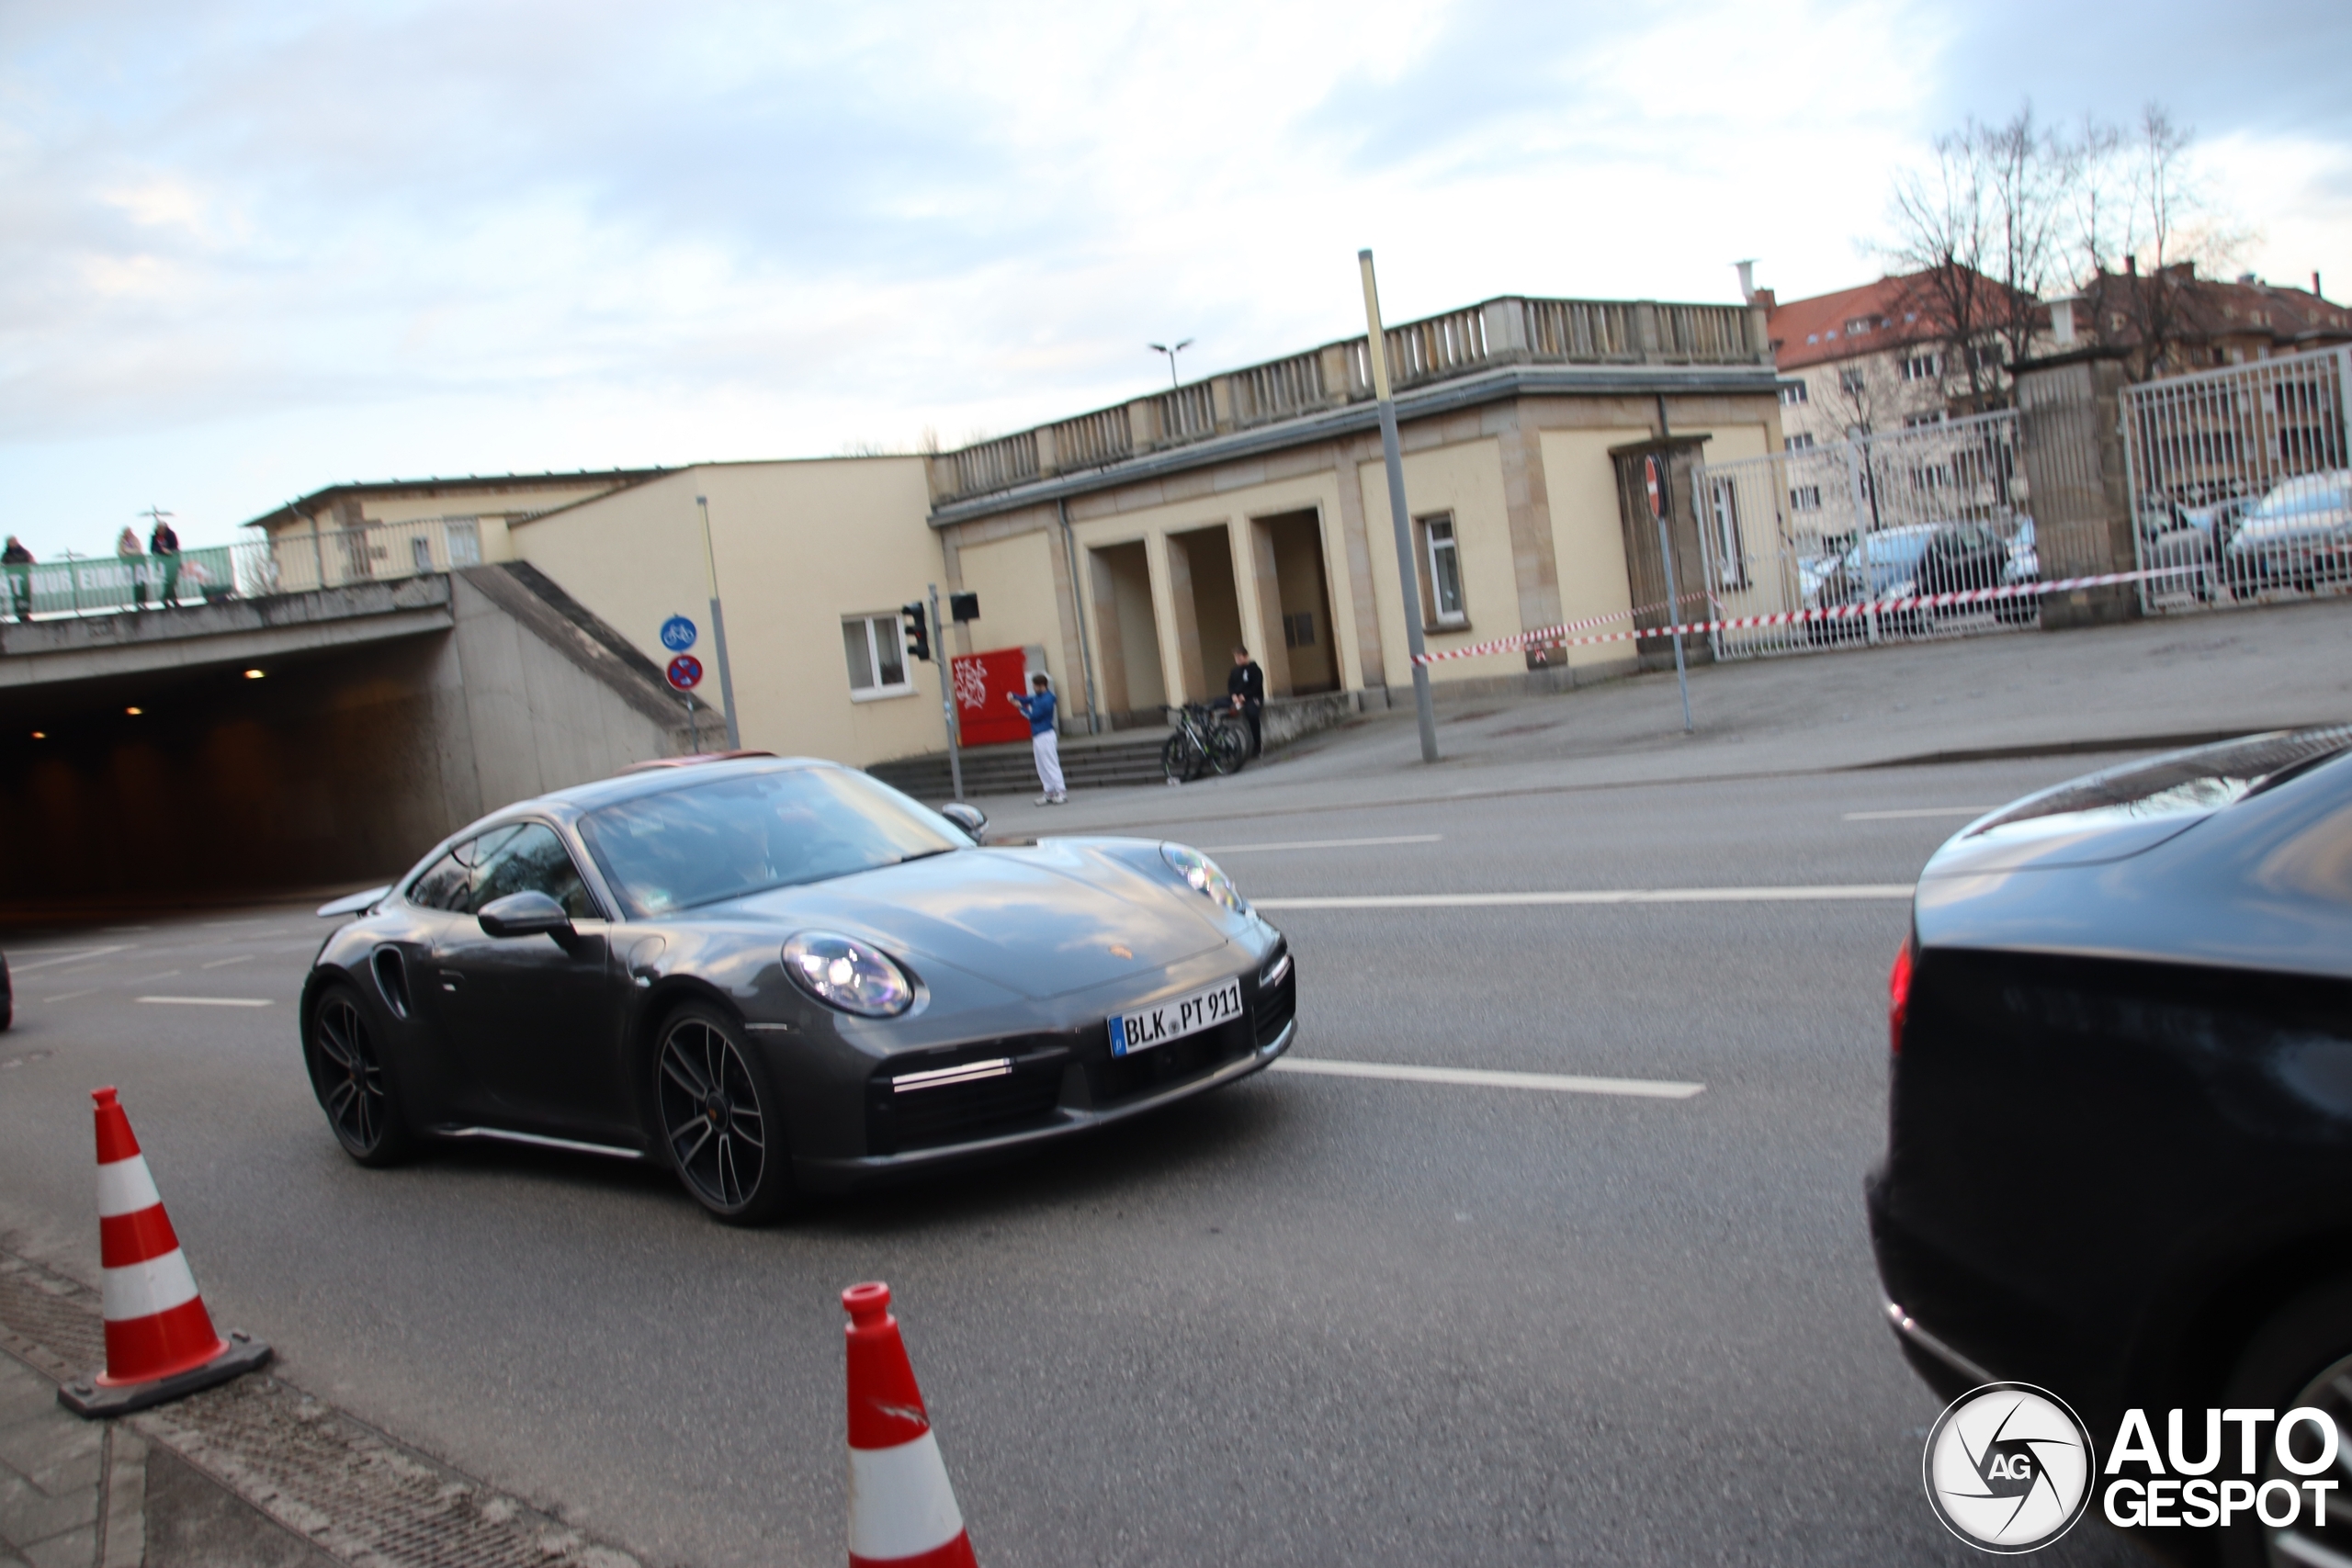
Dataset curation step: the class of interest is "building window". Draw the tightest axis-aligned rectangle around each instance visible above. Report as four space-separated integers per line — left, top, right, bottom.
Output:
1845 317 1874 335
1283 611 1316 649
1780 381 1809 405
1783 432 1815 451
1902 352 1942 381
842 613 911 698
1707 479 1748 590
1838 367 1868 394
1903 412 1948 428
1421 514 1467 627
1790 485 1824 512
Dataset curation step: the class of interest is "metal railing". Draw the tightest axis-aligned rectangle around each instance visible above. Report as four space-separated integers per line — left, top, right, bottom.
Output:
1 518 482 623
933 293 1772 503
1689 411 2036 659
2122 347 2352 612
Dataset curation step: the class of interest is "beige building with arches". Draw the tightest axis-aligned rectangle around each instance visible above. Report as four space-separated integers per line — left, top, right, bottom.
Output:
243 291 1786 772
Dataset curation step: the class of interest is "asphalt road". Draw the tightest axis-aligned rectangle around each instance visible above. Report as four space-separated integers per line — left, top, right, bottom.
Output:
0 755 2157 1566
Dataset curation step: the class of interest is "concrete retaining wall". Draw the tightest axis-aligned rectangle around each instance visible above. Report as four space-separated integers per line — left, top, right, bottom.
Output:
0 568 693 911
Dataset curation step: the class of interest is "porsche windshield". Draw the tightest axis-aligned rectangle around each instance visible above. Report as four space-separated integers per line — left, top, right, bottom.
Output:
578 767 966 916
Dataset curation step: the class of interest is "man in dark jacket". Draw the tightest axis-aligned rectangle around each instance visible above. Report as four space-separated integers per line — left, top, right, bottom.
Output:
148 514 181 605
1227 645 1265 757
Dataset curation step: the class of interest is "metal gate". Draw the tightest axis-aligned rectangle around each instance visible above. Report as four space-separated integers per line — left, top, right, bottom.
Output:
1690 410 2035 659
2121 347 2352 613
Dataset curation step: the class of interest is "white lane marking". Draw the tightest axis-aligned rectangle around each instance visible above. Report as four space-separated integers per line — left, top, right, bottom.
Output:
1255 884 1915 910
1274 1057 1703 1099
137 996 274 1008
1200 834 1444 854
6 944 132 973
43 990 98 1003
129 971 182 984
1842 807 1994 821
200 955 254 969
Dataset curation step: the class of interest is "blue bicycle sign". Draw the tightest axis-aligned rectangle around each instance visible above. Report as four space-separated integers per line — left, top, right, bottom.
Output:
659 615 698 652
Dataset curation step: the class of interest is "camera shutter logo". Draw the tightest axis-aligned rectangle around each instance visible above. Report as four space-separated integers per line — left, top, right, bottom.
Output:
1923 1382 2096 1552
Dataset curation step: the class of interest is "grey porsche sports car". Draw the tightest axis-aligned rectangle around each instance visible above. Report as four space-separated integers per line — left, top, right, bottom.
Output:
302 756 1295 1223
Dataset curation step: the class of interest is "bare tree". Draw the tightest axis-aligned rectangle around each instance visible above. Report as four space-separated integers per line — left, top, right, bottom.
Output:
1884 122 2000 409
2070 105 2255 380
1976 107 2068 378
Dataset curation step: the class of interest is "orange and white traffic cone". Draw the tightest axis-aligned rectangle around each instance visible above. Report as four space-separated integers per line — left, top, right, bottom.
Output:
59 1087 271 1417
843 1281 977 1568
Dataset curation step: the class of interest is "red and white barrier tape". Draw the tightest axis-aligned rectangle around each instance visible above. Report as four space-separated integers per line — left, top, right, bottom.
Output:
1426 592 1718 664
1411 566 2187 665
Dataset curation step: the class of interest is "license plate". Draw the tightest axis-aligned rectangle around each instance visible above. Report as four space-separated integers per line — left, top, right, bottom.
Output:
1109 976 1244 1057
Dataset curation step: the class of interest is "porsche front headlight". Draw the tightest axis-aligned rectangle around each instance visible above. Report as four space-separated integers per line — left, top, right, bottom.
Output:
1160 843 1248 916
781 932 915 1017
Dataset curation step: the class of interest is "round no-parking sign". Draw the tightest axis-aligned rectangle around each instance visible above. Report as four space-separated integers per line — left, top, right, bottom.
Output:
665 654 705 692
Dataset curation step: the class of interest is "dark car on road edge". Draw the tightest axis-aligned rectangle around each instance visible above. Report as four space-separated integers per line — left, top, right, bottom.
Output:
1869 728 2352 1565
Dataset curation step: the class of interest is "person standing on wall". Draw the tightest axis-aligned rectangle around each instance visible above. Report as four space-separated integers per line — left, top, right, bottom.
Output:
117 526 148 607
3 536 33 621
148 513 181 606
1227 645 1265 757
1008 672 1067 806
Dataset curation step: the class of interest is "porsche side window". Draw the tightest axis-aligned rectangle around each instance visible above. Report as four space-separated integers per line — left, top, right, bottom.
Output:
407 846 472 912
467 823 598 919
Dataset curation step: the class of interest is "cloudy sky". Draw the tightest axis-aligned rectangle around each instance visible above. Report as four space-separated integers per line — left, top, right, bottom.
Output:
5 0 2348 552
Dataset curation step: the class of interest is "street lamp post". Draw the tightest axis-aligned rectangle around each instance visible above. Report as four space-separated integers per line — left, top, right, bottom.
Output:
695 494 742 750
1357 250 1439 764
1148 339 1193 389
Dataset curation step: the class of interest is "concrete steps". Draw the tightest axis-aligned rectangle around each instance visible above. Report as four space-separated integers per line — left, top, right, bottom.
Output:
866 731 1169 801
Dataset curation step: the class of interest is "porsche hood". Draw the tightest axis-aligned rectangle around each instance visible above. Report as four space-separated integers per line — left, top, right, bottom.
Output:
717 838 1227 999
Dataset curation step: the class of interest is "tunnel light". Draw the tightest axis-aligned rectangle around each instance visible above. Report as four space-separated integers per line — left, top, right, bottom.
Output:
243 668 265 679
30 730 44 739
125 706 142 716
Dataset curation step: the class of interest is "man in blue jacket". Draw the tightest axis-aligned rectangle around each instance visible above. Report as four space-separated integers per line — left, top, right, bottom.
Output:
1007 672 1066 805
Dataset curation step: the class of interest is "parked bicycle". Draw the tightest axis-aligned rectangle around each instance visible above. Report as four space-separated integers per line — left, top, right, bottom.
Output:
1161 703 1250 783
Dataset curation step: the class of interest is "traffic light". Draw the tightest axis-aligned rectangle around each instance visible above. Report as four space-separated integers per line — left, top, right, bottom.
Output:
901 602 931 662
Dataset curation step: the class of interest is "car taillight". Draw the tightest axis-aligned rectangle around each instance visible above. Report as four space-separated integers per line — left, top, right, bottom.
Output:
1888 939 1915 1056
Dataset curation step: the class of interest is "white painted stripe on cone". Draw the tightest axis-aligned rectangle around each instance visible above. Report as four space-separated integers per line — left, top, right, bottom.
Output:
103 1248 200 1323
1254 884 1916 910
1273 1057 1705 1099
848 1431 967 1562
96 1155 161 1219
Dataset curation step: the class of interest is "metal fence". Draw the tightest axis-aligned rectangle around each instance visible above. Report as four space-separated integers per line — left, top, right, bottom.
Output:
2121 347 2352 613
1 518 482 623
1690 410 2036 658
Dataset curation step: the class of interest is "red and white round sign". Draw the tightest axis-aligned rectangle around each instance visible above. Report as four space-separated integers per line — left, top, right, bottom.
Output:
665 654 704 692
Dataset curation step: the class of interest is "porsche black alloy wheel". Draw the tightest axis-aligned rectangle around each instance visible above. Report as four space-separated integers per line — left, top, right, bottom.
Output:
656 1007 792 1224
309 986 411 1166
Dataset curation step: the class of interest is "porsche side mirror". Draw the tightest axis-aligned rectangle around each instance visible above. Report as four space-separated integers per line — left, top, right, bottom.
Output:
938 802 988 840
478 891 574 943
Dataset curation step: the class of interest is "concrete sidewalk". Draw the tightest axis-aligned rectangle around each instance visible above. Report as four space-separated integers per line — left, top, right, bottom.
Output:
976 596 2352 835
0 1250 638 1568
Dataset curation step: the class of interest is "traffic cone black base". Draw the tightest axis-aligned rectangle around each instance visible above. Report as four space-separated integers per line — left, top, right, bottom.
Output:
60 1329 272 1418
